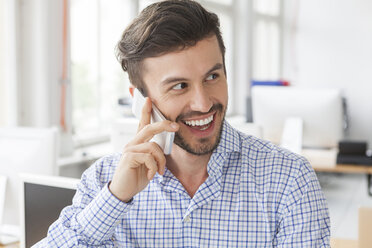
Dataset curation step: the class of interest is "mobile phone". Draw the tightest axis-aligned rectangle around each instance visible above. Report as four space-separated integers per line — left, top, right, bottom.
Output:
131 88 174 155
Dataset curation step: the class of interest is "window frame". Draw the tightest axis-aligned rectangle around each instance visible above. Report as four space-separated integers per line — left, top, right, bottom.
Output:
69 0 138 147
251 0 284 81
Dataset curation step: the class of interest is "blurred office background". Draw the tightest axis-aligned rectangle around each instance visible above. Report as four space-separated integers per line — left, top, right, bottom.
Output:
1 0 372 246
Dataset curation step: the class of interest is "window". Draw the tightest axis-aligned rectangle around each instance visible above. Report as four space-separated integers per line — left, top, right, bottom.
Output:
70 0 135 143
252 0 282 80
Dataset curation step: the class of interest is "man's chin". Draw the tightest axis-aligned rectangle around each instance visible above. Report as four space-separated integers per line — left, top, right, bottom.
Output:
174 136 217 156
173 103 226 156
174 119 224 156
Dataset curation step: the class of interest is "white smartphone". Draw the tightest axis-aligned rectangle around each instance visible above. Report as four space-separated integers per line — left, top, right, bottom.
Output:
131 88 174 155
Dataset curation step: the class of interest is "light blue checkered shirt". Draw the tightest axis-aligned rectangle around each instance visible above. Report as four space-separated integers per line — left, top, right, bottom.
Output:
37 121 330 247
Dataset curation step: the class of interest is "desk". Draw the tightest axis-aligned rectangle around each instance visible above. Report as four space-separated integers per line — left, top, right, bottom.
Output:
331 238 358 248
0 243 19 248
313 163 372 196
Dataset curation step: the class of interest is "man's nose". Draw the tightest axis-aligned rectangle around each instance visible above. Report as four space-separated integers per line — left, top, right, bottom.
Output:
189 86 213 113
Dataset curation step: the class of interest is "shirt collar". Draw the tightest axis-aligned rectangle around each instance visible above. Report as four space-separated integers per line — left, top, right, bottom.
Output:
213 120 241 154
206 120 241 179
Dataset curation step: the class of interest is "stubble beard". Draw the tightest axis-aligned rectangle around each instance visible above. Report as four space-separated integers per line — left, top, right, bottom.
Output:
174 104 226 156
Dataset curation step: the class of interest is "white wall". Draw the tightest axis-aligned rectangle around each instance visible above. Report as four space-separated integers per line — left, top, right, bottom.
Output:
283 0 372 147
18 0 65 128
0 0 18 127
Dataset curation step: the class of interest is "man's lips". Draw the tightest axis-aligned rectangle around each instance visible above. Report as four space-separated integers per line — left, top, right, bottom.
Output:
174 103 223 134
179 113 216 135
182 112 215 127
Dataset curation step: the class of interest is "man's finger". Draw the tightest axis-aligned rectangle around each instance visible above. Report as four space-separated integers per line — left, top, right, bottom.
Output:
124 142 167 175
129 153 158 180
133 120 179 144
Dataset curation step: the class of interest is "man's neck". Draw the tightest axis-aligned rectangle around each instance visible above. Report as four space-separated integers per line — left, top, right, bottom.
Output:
166 145 212 197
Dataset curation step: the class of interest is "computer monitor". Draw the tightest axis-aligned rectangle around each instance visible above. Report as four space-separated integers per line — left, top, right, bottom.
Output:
19 174 79 248
251 86 344 149
0 127 58 229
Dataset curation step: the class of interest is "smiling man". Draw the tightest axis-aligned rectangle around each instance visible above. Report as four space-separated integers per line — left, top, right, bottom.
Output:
38 0 330 247
143 35 227 157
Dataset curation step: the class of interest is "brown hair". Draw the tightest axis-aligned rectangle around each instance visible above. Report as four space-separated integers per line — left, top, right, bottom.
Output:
116 0 226 96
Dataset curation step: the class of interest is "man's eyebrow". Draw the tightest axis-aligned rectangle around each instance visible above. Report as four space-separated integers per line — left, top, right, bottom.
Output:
161 63 224 86
204 63 223 77
161 76 189 86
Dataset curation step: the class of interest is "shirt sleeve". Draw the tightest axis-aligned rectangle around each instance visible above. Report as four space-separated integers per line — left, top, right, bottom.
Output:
273 158 331 248
34 155 134 248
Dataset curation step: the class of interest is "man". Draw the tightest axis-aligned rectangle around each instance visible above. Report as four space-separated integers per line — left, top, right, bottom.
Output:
38 0 330 247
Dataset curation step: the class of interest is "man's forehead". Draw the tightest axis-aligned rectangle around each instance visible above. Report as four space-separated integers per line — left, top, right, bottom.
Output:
141 36 223 83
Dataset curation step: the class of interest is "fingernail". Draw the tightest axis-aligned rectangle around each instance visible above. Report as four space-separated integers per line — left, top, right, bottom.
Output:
171 122 179 129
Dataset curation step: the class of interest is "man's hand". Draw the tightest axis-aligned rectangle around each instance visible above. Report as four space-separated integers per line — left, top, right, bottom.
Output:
109 97 179 202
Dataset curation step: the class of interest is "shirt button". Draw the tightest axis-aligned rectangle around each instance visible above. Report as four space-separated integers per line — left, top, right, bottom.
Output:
184 215 191 223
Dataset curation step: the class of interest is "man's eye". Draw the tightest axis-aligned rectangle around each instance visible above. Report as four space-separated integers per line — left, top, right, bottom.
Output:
172 82 187 90
206 73 218 81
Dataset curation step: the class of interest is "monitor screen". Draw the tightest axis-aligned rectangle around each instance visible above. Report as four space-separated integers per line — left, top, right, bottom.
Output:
251 86 344 149
23 182 76 248
20 174 79 248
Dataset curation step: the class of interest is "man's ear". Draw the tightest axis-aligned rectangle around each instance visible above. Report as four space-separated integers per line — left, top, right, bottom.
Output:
129 86 135 97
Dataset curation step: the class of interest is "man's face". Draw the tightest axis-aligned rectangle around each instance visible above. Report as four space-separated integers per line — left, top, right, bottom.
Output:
141 35 228 155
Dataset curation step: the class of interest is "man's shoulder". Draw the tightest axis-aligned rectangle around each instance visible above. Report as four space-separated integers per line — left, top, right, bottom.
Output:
223 121 283 156
231 127 318 203
230 126 312 176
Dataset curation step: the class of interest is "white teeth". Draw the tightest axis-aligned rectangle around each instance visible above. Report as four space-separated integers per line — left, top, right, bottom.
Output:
184 115 213 127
